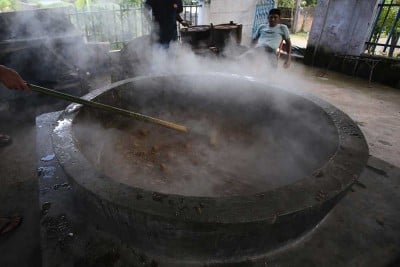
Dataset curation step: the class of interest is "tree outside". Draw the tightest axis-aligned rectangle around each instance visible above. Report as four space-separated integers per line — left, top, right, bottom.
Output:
277 0 317 8
0 0 16 11
369 0 399 57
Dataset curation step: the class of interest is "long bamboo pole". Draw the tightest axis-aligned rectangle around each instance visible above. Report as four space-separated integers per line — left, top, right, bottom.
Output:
29 84 188 133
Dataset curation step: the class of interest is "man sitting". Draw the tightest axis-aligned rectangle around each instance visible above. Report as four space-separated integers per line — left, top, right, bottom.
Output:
251 8 292 68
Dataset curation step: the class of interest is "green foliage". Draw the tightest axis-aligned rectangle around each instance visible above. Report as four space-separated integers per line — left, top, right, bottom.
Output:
118 0 142 7
0 0 16 11
302 0 317 7
37 1 73 8
278 0 294 8
73 0 140 10
384 0 400 3
277 0 317 8
75 0 93 9
375 4 399 36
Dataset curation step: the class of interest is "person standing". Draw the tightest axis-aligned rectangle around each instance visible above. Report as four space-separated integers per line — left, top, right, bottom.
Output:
0 65 29 235
0 65 30 147
252 8 292 68
145 0 190 48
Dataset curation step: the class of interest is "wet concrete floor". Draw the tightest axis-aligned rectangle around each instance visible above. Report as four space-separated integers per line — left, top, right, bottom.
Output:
0 62 399 266
280 63 400 168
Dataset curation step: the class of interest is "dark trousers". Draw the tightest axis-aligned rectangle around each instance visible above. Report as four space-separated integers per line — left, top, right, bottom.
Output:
258 46 278 68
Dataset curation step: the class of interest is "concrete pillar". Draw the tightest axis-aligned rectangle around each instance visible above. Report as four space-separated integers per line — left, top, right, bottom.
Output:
292 0 301 33
305 0 380 66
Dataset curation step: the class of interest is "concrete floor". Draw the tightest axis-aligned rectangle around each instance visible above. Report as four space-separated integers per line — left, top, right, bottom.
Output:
0 62 399 266
284 64 400 168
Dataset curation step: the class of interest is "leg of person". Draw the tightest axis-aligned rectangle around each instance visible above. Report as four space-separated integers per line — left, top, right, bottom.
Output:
0 133 12 147
268 53 278 69
0 216 22 236
238 47 262 61
264 47 278 69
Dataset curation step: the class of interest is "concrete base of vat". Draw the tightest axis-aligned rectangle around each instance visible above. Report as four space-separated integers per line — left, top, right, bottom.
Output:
36 112 400 267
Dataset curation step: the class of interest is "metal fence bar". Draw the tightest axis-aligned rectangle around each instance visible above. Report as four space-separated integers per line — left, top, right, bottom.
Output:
384 7 400 53
182 4 201 25
68 4 199 50
366 0 400 57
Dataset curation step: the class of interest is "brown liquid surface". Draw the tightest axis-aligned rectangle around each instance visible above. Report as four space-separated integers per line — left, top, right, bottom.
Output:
76 115 314 197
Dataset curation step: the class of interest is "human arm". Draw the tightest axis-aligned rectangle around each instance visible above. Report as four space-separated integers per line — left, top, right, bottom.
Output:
281 25 291 68
0 65 30 91
176 14 190 27
144 0 153 23
176 1 190 27
144 0 152 10
251 24 262 48
283 38 291 68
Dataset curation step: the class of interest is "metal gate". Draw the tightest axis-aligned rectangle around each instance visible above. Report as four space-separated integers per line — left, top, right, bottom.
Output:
252 0 275 38
68 3 201 49
366 0 400 57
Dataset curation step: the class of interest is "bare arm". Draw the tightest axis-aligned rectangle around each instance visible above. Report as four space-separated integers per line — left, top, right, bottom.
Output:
175 0 189 27
251 25 261 48
144 0 153 24
0 65 30 91
176 14 190 27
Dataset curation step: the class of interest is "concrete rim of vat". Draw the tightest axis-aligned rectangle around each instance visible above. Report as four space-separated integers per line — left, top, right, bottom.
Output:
52 73 369 225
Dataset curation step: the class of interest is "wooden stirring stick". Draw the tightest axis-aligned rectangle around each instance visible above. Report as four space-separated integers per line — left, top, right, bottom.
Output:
29 83 188 133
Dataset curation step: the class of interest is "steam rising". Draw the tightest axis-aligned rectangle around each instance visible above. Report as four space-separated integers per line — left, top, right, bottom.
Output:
1 7 339 198
0 8 107 82
73 73 338 197
124 39 282 81
69 24 339 197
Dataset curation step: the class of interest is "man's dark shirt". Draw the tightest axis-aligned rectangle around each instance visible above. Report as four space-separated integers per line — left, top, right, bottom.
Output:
145 0 183 44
